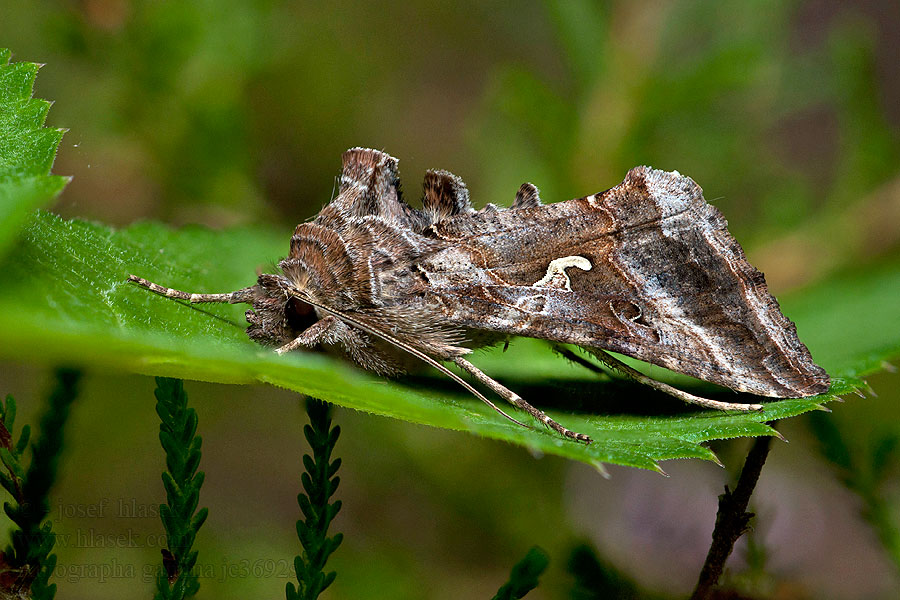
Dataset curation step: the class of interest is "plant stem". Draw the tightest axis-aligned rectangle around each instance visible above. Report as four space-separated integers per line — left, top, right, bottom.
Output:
153 377 207 600
691 434 773 600
2 368 80 599
287 398 342 600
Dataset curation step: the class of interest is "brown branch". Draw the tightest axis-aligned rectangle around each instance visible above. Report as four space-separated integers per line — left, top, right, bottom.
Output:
691 434 774 600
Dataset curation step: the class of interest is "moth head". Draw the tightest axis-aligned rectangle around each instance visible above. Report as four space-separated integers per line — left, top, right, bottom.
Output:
244 272 318 347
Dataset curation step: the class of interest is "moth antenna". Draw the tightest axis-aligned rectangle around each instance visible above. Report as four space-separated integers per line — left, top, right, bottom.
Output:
127 275 255 304
285 290 536 433
558 345 764 412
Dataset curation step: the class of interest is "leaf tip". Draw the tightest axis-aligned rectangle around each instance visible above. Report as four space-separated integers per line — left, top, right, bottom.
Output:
589 460 610 479
527 445 545 460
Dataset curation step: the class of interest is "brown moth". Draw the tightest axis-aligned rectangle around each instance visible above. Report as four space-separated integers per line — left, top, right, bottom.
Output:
128 148 829 443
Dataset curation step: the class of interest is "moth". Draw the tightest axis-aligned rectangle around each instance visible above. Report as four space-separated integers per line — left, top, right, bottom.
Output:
128 148 829 443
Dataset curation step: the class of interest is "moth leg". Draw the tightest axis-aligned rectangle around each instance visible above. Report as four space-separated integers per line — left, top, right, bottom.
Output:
127 275 254 304
555 345 764 412
451 356 592 443
275 315 339 354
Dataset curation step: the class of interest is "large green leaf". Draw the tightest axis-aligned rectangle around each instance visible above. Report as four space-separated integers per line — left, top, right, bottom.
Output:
1 47 896 472
0 210 895 471
0 49 68 259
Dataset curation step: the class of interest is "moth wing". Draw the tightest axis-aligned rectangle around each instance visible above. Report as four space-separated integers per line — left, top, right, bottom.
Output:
418 167 829 398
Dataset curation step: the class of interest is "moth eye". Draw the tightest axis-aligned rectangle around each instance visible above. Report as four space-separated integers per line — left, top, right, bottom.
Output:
285 296 318 332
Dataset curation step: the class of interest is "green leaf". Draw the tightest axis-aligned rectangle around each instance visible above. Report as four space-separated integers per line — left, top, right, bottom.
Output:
0 211 896 470
15 423 30 456
492 546 549 600
2 394 16 430
0 48 69 260
567 542 659 600
0 448 22 480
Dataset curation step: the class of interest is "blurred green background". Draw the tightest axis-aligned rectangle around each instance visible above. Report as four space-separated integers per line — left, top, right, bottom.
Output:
2 0 900 598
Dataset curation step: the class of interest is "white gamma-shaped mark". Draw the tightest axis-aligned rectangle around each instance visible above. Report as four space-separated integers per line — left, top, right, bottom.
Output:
532 255 592 291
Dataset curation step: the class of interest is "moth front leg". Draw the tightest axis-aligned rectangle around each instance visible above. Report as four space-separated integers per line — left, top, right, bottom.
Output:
275 315 340 354
452 357 591 443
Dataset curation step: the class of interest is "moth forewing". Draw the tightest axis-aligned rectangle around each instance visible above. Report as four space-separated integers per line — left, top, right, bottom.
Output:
418 166 829 400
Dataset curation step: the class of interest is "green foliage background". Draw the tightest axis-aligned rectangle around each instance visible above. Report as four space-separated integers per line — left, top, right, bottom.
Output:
1 1 899 598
